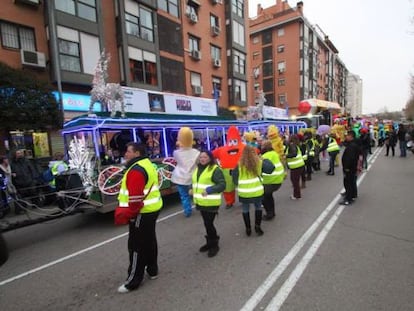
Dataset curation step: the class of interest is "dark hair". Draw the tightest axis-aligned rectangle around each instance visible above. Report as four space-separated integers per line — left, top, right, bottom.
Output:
199 150 216 167
0 156 6 164
126 142 147 157
347 130 355 138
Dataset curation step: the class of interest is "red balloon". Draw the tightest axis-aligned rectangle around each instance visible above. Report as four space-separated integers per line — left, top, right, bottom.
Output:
298 101 311 114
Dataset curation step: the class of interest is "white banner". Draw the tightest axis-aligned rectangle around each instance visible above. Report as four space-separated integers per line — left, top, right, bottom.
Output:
122 87 217 116
263 106 288 120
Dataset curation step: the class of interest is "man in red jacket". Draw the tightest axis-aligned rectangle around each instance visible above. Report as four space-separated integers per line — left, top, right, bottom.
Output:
115 142 163 293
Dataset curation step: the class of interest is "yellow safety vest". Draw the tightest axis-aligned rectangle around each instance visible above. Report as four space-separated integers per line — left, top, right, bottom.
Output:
285 146 305 169
327 137 340 153
49 161 68 187
118 158 162 213
237 162 264 198
262 151 285 185
192 165 222 207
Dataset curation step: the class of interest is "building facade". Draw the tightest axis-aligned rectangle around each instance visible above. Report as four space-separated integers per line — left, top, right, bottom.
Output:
248 1 348 116
0 0 250 156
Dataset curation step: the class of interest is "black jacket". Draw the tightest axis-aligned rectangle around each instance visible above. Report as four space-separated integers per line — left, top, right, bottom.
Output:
341 140 361 173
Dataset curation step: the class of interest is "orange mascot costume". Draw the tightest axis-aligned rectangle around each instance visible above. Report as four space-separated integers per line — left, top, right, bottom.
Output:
212 126 245 208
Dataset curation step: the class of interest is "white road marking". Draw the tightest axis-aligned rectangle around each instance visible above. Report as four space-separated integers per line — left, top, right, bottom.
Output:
0 209 184 286
241 146 382 311
264 149 375 310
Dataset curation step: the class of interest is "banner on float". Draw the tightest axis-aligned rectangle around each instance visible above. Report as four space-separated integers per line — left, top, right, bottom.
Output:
263 106 288 119
122 87 217 117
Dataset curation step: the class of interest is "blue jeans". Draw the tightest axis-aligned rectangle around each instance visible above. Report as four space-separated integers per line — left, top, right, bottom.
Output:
177 184 192 216
399 140 407 157
241 199 262 213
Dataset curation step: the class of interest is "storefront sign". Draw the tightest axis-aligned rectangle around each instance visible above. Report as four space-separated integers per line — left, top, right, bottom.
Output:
263 106 288 120
53 92 100 112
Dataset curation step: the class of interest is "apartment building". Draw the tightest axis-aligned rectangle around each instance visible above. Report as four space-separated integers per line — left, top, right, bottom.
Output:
248 1 348 116
0 0 250 155
347 73 363 117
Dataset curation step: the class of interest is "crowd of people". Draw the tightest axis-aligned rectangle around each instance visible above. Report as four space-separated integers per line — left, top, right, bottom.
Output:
113 120 414 294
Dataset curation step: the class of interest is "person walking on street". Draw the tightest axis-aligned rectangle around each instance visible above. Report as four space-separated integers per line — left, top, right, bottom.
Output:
321 133 340 176
285 135 306 200
385 128 397 157
232 145 274 236
397 124 407 157
171 127 200 217
191 150 225 257
260 140 285 220
340 131 361 205
115 142 163 293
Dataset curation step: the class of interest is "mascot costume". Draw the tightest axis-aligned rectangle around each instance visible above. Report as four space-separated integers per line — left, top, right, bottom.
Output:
212 126 245 208
268 125 285 158
171 127 200 217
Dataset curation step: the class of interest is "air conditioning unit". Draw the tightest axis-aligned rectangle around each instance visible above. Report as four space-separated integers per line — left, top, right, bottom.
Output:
191 50 201 60
189 13 198 23
213 58 221 68
20 50 46 68
278 69 285 74
192 85 203 95
211 25 220 36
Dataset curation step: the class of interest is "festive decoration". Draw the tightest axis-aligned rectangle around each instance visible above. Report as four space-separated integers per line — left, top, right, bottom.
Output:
68 137 96 195
267 125 284 157
98 166 123 195
298 101 311 114
89 50 125 118
331 124 346 143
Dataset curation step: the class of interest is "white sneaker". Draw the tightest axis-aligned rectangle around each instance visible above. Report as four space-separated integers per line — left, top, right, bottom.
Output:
148 274 158 280
290 195 301 200
117 284 130 294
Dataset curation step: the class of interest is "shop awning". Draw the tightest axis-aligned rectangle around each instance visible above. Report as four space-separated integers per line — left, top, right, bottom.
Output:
299 99 342 112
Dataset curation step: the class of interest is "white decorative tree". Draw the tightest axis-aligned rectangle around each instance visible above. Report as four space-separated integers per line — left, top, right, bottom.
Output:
68 137 96 195
89 50 125 118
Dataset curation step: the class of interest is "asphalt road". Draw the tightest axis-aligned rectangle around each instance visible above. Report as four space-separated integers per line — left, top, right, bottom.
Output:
1 146 413 311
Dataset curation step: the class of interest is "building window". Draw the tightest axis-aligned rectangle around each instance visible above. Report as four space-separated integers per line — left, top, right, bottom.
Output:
263 78 273 93
262 30 272 45
210 14 219 28
0 22 36 51
125 13 139 36
212 76 222 91
232 20 245 46
125 6 154 42
262 46 272 61
278 78 285 86
278 94 286 105
189 35 199 52
58 39 81 72
211 45 221 60
185 2 199 18
234 79 246 101
130 58 158 86
232 0 244 17
190 71 201 87
55 0 97 22
277 61 286 73
139 7 154 42
277 28 285 37
233 50 245 74
263 61 273 77
157 0 179 17
277 44 285 53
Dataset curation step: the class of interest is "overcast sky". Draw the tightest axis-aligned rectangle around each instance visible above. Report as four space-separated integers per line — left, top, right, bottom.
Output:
248 0 414 114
